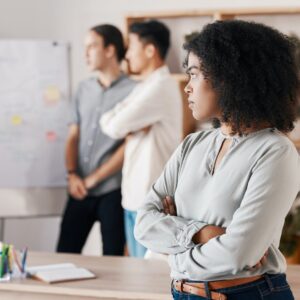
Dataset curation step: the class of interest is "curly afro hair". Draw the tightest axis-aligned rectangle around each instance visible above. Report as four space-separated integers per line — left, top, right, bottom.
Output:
184 20 300 134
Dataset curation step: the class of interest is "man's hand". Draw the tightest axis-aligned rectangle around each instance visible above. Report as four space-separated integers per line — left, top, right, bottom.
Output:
68 173 87 200
162 196 177 216
84 173 99 190
126 125 152 141
141 125 152 134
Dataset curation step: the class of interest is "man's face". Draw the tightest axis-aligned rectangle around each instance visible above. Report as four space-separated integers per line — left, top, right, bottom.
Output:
125 33 149 74
84 30 107 71
184 52 221 121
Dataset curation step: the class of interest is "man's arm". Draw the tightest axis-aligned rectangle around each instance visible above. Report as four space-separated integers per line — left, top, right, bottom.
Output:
100 84 164 139
84 143 125 190
66 124 87 200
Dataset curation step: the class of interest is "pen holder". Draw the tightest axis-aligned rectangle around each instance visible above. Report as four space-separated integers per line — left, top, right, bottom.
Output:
0 243 28 282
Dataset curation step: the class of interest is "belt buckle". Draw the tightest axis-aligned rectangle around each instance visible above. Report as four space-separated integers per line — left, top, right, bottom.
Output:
173 279 184 292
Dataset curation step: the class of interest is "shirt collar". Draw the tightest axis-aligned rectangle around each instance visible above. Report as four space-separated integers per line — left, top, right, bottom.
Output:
143 65 170 84
97 73 126 90
217 127 275 142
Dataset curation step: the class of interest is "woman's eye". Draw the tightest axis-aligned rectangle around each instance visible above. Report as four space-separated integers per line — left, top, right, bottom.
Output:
190 73 197 79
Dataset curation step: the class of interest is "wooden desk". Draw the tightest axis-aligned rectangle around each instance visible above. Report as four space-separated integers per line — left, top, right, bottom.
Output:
0 252 299 300
0 252 171 300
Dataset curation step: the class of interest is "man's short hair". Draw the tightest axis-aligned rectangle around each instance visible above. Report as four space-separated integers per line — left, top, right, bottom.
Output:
129 20 170 60
91 24 125 62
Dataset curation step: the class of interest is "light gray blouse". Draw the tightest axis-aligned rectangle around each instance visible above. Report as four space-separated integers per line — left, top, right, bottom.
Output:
134 128 300 281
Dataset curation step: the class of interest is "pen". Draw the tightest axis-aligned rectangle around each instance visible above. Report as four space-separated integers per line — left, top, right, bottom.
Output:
8 245 13 274
12 247 22 273
21 247 28 273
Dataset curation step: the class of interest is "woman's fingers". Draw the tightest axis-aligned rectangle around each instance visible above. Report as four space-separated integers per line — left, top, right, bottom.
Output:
163 196 177 216
166 196 177 216
163 198 170 215
162 196 177 216
251 251 269 269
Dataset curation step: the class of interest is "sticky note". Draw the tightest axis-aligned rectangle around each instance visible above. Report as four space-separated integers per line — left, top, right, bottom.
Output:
11 115 22 125
46 131 57 142
44 86 60 103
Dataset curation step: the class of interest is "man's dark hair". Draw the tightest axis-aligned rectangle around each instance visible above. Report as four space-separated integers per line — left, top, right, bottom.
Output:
129 20 170 60
91 24 125 62
184 20 300 134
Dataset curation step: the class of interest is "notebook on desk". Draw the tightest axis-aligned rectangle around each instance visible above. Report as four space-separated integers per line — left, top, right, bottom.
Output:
27 263 96 283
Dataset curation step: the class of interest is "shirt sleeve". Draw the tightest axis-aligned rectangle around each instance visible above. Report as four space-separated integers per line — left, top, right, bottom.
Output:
100 83 167 139
134 136 208 255
169 144 300 280
68 85 81 125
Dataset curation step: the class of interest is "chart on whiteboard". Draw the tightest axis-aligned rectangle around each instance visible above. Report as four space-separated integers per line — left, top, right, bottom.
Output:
0 40 70 187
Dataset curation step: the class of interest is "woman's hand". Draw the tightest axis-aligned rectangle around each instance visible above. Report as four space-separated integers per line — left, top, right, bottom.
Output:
192 225 268 269
162 197 226 244
161 195 268 269
162 196 177 216
249 250 269 270
193 225 226 244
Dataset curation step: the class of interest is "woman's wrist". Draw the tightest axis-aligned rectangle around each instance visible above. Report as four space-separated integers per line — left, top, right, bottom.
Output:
193 225 226 245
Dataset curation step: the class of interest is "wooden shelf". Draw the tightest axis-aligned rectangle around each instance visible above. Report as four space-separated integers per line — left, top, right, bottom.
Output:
125 7 300 137
125 7 300 27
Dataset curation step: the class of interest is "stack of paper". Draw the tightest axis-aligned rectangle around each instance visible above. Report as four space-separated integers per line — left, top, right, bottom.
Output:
27 263 96 283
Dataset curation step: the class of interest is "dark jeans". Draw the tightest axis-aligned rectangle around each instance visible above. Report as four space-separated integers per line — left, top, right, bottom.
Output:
57 189 125 255
171 274 294 300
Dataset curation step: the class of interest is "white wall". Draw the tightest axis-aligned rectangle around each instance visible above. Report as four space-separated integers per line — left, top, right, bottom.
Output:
0 0 300 254
1 0 300 90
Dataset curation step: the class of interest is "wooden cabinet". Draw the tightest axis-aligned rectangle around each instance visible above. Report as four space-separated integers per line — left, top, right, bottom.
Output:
125 7 300 137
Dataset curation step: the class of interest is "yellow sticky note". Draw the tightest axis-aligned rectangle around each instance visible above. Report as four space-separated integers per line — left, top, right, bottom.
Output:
44 86 61 103
11 115 22 125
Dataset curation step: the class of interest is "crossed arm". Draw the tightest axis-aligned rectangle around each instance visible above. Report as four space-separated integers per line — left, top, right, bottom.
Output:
161 196 268 270
134 138 299 279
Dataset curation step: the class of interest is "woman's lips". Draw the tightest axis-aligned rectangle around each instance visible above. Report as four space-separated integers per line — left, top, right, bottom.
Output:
188 100 194 108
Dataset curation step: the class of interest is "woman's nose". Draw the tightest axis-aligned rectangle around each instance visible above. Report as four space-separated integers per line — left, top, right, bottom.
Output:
184 82 192 95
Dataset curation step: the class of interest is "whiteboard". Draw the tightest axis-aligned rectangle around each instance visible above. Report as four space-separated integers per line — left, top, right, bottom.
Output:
0 40 70 188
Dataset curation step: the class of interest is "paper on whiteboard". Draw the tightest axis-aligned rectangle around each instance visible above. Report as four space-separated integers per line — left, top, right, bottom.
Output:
0 40 70 187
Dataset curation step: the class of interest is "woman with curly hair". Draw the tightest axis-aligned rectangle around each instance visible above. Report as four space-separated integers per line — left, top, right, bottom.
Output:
134 20 300 300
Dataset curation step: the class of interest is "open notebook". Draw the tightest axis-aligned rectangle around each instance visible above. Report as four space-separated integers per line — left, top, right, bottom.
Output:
27 263 96 283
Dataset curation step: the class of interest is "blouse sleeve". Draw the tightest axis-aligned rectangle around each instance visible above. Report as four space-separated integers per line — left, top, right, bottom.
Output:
134 135 208 254
168 144 300 280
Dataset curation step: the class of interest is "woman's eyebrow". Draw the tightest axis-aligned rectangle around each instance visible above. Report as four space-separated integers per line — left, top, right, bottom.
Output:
186 66 199 74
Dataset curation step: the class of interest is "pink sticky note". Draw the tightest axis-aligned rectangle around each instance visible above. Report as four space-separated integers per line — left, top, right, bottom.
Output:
46 131 57 142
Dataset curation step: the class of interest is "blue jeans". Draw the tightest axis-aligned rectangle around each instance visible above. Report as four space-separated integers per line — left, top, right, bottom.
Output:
124 209 147 258
171 274 294 299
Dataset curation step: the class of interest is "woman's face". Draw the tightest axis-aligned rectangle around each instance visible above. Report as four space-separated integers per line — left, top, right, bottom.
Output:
184 52 221 121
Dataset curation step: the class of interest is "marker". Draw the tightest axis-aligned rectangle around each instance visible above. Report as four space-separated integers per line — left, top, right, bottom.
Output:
21 247 28 273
